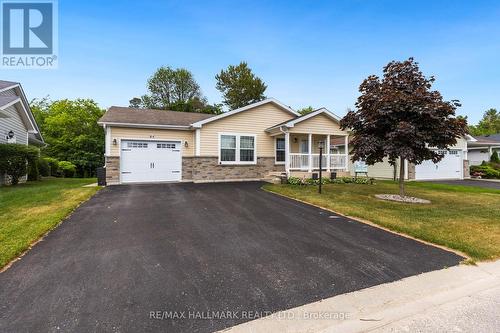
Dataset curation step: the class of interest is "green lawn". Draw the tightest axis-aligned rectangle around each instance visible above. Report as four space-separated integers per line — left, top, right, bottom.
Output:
0 178 100 269
264 181 500 261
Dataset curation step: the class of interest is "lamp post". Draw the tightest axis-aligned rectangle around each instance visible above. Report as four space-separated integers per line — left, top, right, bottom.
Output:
318 141 324 194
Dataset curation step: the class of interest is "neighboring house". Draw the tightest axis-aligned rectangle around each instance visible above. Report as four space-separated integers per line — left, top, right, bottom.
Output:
349 137 471 181
0 80 45 185
98 99 350 184
467 134 500 166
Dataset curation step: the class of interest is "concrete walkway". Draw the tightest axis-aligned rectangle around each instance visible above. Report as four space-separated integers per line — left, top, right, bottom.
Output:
219 261 500 333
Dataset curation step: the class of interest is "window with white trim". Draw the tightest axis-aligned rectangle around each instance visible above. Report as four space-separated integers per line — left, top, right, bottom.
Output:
219 134 256 164
276 138 285 163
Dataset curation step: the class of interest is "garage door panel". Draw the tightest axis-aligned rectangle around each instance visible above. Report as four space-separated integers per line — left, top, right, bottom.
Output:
415 150 462 180
121 140 182 183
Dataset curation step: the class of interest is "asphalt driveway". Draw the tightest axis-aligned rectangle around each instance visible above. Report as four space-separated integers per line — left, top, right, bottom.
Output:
427 179 500 190
0 182 463 333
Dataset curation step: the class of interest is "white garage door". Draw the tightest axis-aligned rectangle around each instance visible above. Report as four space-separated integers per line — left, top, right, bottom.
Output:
120 140 182 183
415 150 462 180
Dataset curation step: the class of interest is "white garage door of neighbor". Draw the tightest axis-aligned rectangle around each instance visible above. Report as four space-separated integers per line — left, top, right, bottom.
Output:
415 150 462 180
120 140 182 183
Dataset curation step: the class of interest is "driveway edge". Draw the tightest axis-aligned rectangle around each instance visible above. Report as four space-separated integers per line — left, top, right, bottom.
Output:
219 260 500 333
262 186 471 262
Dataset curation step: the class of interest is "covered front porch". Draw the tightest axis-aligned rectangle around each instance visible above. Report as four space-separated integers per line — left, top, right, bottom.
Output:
265 107 351 177
282 133 349 174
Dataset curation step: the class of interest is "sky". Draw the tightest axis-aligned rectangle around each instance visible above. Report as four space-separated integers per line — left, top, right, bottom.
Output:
2 0 500 124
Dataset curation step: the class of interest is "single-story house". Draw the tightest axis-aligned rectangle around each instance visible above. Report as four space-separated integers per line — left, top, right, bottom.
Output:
352 136 470 181
0 80 45 185
99 98 471 184
98 99 351 184
467 134 500 166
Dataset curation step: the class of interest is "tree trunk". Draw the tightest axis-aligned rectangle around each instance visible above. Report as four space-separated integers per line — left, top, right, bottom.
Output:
399 158 405 197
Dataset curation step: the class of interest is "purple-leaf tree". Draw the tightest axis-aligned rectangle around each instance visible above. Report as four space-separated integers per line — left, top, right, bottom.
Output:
340 58 468 197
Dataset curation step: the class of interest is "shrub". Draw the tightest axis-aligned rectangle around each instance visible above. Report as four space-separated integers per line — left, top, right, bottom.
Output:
58 161 76 178
0 144 39 185
27 158 40 181
38 157 50 177
470 165 500 179
287 177 303 185
287 176 373 186
43 157 60 176
491 151 500 163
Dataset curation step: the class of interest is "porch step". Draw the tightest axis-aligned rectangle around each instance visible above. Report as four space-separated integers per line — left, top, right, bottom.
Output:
264 172 287 184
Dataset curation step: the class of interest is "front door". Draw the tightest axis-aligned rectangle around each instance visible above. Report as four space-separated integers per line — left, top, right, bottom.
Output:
300 139 309 169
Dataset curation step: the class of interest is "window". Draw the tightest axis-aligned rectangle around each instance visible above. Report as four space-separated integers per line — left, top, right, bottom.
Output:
221 135 236 162
276 138 285 163
127 142 148 148
240 136 255 162
157 143 176 149
219 133 256 164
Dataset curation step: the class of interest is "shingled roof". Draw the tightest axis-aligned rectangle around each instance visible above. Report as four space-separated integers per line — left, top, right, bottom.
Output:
98 106 216 127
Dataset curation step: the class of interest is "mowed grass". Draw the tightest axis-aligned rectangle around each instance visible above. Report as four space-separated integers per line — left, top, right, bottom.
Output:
264 181 500 261
0 178 100 269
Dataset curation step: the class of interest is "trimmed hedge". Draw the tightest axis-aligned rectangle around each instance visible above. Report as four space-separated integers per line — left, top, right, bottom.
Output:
0 144 39 185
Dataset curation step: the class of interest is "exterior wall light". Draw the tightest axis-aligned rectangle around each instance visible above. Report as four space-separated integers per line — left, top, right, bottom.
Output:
112 138 117 145
184 141 189 148
7 130 14 139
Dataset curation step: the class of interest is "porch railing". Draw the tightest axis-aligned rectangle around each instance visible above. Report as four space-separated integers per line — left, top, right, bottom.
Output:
289 153 347 170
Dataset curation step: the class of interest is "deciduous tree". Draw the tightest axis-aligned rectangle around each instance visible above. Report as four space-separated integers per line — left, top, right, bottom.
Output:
340 58 468 197
468 108 500 136
215 62 267 109
131 66 220 114
31 98 105 177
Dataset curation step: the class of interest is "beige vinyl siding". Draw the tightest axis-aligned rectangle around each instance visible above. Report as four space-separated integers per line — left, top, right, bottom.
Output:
199 104 294 157
0 104 28 145
109 127 195 156
288 113 344 135
349 157 397 179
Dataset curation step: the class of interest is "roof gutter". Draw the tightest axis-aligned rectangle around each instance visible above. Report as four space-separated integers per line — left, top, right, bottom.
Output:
97 121 193 130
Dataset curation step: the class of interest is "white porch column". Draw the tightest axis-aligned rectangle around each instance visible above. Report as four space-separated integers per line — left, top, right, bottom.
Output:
326 134 331 172
285 131 290 176
344 135 349 171
308 133 313 172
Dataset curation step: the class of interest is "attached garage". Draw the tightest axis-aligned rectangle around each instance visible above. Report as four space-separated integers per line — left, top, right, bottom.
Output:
415 149 463 180
120 140 182 183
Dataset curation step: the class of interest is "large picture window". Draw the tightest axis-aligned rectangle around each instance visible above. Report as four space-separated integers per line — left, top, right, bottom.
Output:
219 133 256 164
276 138 285 163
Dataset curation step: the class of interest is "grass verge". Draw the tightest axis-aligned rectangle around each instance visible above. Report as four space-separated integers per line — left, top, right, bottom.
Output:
0 178 100 269
263 181 500 261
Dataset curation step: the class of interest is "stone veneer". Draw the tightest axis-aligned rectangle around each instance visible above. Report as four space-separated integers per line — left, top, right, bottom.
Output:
104 156 285 184
463 159 470 178
407 163 416 180
105 156 120 185
191 157 284 182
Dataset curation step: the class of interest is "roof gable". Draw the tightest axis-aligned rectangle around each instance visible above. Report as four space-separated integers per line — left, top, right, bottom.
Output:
191 98 299 128
266 107 341 132
0 82 43 143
